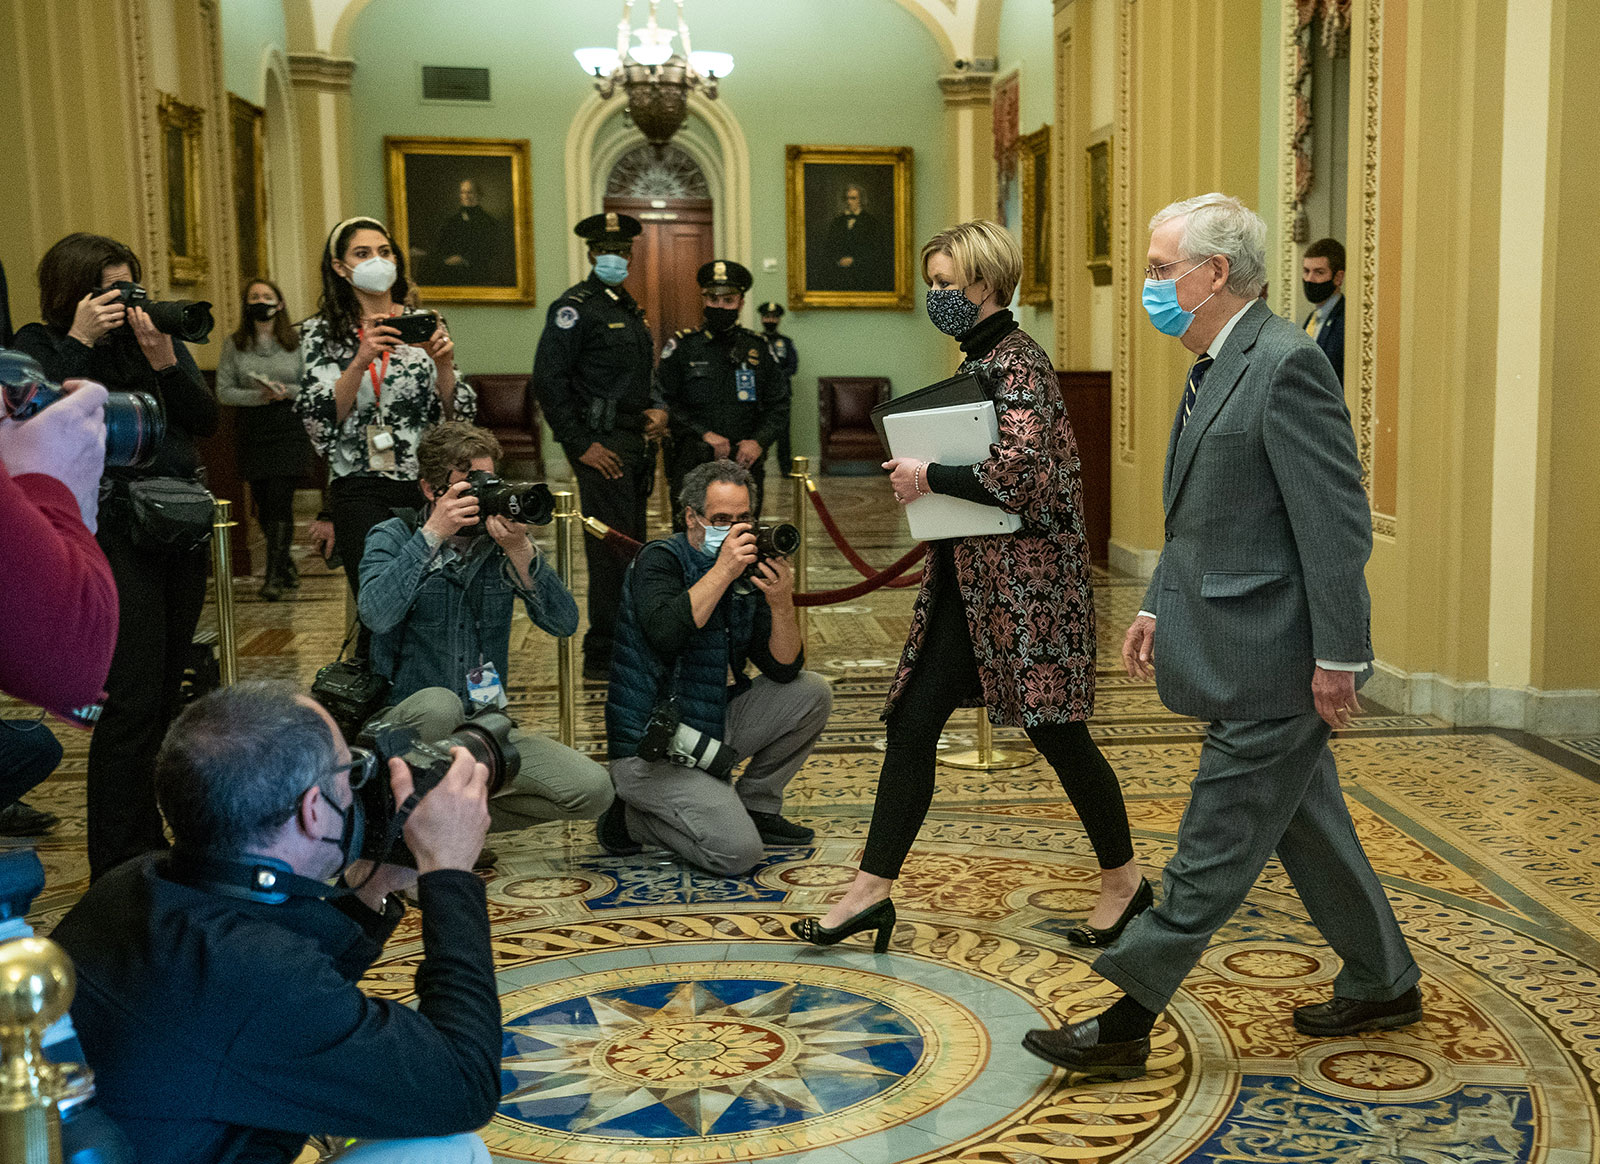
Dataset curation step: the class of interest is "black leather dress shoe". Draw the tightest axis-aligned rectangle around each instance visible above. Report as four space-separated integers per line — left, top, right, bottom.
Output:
1021 1018 1149 1080
597 799 642 856
749 811 814 844
1293 986 1423 1037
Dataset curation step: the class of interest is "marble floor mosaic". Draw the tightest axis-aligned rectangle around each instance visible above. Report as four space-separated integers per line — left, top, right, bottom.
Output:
6 477 1599 1163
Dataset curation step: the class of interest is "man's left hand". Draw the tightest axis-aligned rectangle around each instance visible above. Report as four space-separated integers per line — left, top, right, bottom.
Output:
486 514 531 553
344 860 419 914
643 408 668 439
750 555 795 607
1312 666 1361 731
735 439 762 467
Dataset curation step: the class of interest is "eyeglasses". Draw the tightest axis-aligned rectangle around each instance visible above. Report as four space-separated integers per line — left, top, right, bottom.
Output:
327 747 378 790
1144 256 1214 282
695 510 754 529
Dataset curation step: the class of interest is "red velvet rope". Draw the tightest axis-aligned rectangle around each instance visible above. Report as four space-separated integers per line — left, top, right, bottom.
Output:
792 543 928 607
805 483 925 589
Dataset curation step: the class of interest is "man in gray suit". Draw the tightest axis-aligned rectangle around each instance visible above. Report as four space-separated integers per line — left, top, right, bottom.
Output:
1023 194 1421 1079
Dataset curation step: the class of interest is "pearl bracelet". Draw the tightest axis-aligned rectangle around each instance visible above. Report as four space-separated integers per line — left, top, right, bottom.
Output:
913 463 929 497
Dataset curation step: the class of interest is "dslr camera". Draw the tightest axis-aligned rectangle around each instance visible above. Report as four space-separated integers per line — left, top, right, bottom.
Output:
96 281 215 344
742 522 801 579
637 698 738 780
352 708 520 866
461 469 555 533
0 350 166 470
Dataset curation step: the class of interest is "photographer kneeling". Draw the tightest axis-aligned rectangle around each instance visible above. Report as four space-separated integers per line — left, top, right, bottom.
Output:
52 682 501 1164
359 422 612 833
602 459 830 875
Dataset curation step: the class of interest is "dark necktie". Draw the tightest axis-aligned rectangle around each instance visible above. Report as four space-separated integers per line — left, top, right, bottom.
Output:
1180 354 1214 435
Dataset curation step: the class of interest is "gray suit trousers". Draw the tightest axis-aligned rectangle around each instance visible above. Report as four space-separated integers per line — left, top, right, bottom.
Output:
1093 712 1419 1013
612 671 832 877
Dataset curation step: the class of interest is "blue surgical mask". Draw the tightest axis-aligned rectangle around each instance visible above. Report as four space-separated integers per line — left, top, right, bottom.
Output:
594 254 629 285
700 522 730 558
926 286 982 337
1141 258 1216 337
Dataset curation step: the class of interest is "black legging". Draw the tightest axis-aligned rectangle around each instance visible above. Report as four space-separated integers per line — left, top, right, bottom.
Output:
861 550 1135 879
250 476 298 525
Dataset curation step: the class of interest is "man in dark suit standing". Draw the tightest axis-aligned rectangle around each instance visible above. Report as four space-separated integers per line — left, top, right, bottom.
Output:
1301 237 1346 385
1023 194 1420 1080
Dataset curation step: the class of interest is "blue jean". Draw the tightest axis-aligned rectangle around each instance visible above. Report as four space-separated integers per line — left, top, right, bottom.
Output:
0 720 63 808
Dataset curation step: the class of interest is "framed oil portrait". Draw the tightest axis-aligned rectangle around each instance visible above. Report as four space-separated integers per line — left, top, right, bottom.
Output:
158 94 206 285
785 145 914 310
1085 136 1113 275
228 94 268 282
384 136 535 305
1018 127 1052 307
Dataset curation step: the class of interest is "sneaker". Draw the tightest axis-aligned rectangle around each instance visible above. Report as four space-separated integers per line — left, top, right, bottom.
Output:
748 810 814 845
0 801 59 836
597 798 641 856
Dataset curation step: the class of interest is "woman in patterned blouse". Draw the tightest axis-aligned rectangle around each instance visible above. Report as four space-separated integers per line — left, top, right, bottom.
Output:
296 216 475 655
793 220 1146 954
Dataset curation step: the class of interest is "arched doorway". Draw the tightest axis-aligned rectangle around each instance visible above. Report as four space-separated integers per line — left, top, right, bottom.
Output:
604 143 714 357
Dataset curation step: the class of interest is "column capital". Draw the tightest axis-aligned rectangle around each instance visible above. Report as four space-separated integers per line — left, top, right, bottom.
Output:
288 52 356 93
938 71 997 110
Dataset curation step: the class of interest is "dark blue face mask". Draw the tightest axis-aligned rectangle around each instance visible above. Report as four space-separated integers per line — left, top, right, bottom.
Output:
317 747 372 869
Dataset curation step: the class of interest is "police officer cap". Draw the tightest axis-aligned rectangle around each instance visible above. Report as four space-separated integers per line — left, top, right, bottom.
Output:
697 260 753 294
575 212 642 247
756 301 785 317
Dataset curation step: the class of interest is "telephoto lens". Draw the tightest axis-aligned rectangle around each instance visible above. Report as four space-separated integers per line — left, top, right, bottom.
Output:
742 522 801 579
0 351 166 470
104 281 215 344
463 469 555 526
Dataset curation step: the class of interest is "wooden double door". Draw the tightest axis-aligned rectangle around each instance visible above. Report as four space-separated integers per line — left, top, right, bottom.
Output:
603 196 714 359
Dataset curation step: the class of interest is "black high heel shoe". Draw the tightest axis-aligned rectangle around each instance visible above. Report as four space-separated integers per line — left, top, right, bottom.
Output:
1065 879 1153 948
790 899 897 953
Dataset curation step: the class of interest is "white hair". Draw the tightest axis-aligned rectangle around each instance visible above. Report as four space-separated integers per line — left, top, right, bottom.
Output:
1149 193 1267 298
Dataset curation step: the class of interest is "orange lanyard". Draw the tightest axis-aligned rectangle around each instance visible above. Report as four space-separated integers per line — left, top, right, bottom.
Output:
357 323 393 406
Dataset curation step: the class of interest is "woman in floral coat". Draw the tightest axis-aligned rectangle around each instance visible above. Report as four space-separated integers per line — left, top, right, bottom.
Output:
792 220 1146 953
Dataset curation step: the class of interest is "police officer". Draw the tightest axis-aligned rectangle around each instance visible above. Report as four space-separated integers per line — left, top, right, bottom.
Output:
658 261 785 529
532 211 666 681
756 300 798 475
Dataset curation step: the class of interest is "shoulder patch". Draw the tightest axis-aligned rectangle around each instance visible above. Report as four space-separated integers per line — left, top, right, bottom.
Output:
554 305 580 330
660 337 678 359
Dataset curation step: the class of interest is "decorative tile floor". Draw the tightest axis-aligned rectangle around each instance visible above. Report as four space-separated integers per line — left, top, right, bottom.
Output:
6 477 1598 1163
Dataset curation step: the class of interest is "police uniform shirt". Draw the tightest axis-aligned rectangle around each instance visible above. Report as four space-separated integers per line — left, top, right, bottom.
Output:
656 323 786 449
531 273 657 462
765 330 799 380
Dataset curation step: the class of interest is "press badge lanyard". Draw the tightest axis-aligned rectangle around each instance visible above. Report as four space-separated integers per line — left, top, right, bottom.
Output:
358 311 401 408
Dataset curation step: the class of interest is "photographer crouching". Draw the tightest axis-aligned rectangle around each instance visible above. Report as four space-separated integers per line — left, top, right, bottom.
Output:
51 682 500 1164
357 422 612 836
602 459 830 875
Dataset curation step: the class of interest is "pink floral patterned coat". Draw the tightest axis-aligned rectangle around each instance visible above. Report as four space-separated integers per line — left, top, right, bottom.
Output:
883 328 1096 727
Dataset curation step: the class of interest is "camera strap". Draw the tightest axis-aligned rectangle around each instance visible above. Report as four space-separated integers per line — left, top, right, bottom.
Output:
169 852 351 905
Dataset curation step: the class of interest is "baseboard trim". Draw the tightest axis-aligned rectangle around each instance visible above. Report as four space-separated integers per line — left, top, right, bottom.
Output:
1365 661 1600 734
1108 539 1160 580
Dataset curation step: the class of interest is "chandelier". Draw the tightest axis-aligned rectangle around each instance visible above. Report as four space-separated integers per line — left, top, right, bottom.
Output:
574 0 734 148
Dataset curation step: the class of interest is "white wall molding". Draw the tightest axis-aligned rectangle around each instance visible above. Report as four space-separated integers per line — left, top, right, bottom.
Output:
1364 661 1599 735
1107 539 1159 581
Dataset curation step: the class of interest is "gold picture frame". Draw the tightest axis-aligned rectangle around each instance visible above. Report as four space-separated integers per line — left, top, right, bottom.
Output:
384 136 535 305
1018 127 1052 307
785 144 914 310
158 94 207 286
228 93 268 282
1085 136 1113 275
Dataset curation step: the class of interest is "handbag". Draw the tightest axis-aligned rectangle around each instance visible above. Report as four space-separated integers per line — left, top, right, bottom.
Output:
127 476 215 552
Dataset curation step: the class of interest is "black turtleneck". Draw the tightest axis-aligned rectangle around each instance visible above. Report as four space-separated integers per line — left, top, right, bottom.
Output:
919 309 1017 509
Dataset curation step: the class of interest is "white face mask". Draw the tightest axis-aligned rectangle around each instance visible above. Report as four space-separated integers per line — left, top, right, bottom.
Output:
347 257 397 295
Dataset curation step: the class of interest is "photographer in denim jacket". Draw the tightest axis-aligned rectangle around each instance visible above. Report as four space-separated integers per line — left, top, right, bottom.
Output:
601 459 830 875
358 422 611 833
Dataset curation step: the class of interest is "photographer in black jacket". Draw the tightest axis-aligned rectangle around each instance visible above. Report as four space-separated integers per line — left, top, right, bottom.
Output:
52 681 500 1164
12 232 220 880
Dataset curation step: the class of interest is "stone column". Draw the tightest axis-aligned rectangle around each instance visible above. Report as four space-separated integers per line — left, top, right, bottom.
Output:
938 70 997 226
288 51 357 310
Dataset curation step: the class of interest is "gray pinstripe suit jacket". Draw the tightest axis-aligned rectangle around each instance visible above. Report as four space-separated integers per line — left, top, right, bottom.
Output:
1141 299 1372 721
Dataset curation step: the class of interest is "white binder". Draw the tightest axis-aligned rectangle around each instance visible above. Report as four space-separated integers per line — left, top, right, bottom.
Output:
882 401 1022 540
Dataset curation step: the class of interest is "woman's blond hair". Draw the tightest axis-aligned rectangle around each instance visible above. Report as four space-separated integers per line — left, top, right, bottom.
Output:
919 220 1021 305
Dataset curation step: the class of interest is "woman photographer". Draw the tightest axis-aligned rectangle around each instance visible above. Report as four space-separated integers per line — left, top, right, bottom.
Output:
215 279 312 601
12 232 219 880
296 216 473 657
791 220 1146 953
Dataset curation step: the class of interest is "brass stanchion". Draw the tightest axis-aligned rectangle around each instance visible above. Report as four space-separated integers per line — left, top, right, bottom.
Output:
553 490 578 748
210 500 239 686
0 937 75 1164
940 712 1033 770
789 456 810 645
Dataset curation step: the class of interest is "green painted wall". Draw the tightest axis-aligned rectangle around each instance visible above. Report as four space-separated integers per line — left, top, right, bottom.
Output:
996 0 1056 354
343 0 956 466
218 0 287 105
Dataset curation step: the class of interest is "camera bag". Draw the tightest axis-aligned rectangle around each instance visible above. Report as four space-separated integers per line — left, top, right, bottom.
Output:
311 620 391 740
127 476 215 552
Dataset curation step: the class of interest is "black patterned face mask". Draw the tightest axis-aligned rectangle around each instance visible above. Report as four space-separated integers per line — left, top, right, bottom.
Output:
925 286 981 337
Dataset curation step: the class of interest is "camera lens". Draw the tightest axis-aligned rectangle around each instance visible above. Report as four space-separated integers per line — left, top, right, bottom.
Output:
104 391 166 470
443 710 520 794
145 298 215 344
755 523 801 558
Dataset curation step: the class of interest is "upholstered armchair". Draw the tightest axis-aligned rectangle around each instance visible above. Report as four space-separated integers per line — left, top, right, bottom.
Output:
466 374 545 478
817 376 890 475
